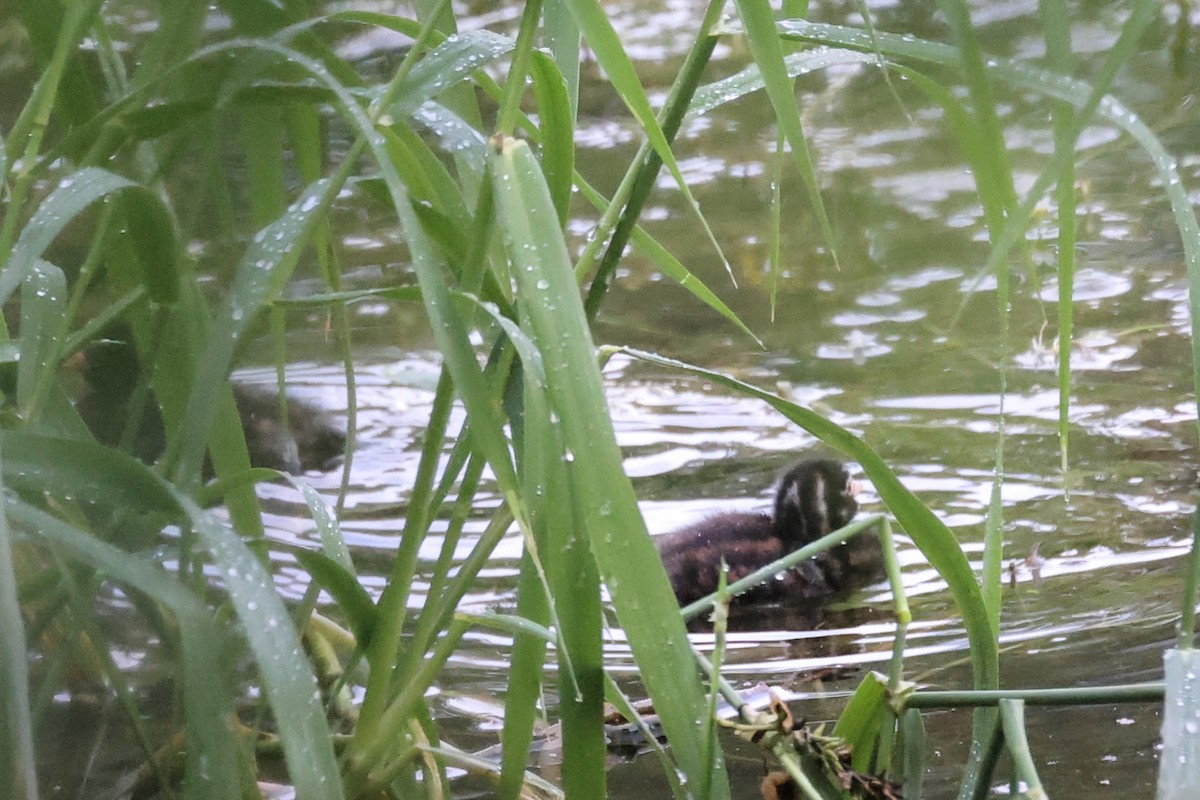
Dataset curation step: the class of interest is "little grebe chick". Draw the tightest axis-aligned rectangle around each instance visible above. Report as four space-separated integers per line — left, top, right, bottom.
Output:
655 459 882 608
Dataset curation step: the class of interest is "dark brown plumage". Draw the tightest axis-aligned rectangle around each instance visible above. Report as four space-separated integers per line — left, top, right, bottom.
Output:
655 459 882 609
74 331 345 473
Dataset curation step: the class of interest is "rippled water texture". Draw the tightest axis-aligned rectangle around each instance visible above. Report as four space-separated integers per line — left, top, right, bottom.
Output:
95 0 1200 796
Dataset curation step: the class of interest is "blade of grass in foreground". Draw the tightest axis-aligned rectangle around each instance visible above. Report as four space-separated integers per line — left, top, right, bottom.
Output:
6 499 241 800
558 0 733 281
492 135 730 799
734 0 839 267
0 442 38 800
2 434 343 799
465 293 606 798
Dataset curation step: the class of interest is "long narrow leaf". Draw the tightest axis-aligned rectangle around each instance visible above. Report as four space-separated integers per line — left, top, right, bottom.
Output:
188 503 344 800
734 0 839 266
558 0 732 278
0 169 171 306
491 136 731 799
7 499 240 800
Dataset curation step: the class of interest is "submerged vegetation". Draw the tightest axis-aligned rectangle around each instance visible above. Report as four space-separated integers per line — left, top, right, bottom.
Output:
1 1 1197 799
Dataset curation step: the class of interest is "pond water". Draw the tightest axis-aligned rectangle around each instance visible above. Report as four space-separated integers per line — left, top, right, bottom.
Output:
26 0 1200 797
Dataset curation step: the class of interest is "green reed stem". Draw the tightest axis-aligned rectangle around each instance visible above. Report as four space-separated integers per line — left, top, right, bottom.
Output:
349 617 472 794
700 575 730 800
1 2 103 259
495 0 544 136
0 439 38 799
579 0 724 310
903 682 1164 709
1178 507 1200 648
998 699 1047 800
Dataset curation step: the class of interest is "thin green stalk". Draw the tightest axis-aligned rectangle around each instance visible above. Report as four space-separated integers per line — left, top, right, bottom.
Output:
373 0 455 119
998 700 1047 800
61 202 116 330
1 1 104 257
903 682 1165 709
767 128 784 321
354 368 458 739
0 438 38 800
498 552 552 800
1178 507 1200 648
367 180 499 665
878 518 910 627
581 0 725 315
966 712 1005 800
494 0 544 136
1040 0 1077 484
422 453 486 624
350 617 472 794
700 575 730 800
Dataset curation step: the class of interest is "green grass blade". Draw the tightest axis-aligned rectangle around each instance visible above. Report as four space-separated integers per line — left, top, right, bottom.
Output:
1040 0 1077 480
7 498 241 800
0 168 139 305
243 101 288 225
0 444 38 800
3 435 340 796
832 671 890 773
495 0 542 137
998 699 1047 800
173 167 345 482
16 261 66 419
0 432 181 519
899 709 927 799
768 129 784 320
293 549 377 647
498 553 552 800
479 287 605 797
981 471 1004 633
188 504 343 800
734 0 839 267
934 0 1019 229
1158 649 1200 799
385 29 514 113
575 178 762 346
558 0 733 280
529 51 575 227
577 3 721 314
544 0 581 117
775 11 1180 317
377 121 470 218
518 341 606 800
491 136 731 799
113 187 180 305
690 47 876 115
286 477 354 573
